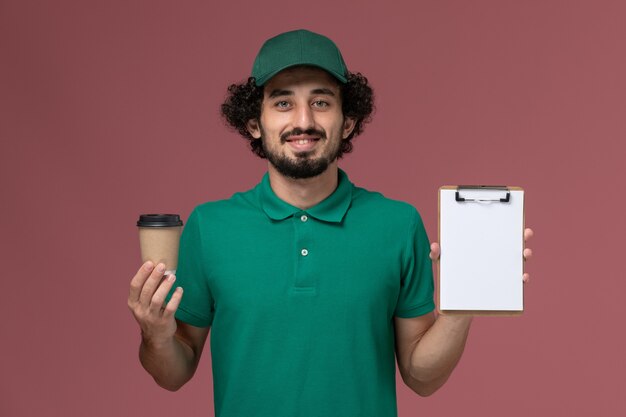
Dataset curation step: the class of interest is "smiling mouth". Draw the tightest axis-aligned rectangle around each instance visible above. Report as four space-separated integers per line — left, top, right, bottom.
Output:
286 138 320 145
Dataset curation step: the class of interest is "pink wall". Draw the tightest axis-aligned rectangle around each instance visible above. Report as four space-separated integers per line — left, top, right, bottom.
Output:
2 1 624 416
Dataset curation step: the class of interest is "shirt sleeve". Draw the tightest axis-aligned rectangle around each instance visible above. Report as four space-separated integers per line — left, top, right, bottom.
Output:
165 207 215 327
394 209 435 318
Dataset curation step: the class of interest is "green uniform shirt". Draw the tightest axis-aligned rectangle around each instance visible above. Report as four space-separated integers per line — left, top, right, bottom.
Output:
170 168 435 417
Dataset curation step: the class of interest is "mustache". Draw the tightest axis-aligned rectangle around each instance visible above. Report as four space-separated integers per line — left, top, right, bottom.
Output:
280 128 326 143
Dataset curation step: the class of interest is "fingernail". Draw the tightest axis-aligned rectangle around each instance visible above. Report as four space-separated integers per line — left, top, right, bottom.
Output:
144 261 154 271
168 275 176 282
157 263 165 272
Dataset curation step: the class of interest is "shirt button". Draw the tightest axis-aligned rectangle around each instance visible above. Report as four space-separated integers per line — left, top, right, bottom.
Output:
300 215 308 222
301 249 308 256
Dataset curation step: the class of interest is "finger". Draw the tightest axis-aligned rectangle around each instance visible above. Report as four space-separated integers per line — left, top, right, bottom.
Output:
129 261 155 303
139 263 167 306
429 242 441 261
149 274 177 315
162 287 183 318
523 248 533 261
523 273 530 283
524 228 534 241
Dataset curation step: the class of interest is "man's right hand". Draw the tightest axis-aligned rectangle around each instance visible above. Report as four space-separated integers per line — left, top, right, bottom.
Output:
127 261 183 346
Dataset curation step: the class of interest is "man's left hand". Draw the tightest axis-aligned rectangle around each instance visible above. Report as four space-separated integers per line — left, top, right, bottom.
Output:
429 228 534 283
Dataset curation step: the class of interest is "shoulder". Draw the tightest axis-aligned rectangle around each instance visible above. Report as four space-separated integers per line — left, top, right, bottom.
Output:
351 185 423 225
191 185 260 221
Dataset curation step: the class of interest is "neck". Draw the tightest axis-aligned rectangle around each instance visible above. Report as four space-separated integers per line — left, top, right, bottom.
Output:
267 162 339 210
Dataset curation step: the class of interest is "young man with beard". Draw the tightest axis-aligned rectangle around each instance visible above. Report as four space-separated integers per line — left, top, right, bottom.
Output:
128 29 533 417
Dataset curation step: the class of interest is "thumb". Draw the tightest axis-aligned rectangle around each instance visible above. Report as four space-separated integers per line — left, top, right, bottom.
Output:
162 287 183 318
429 242 440 261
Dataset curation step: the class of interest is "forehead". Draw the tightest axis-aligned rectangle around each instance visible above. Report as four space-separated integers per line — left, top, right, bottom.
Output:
263 66 340 96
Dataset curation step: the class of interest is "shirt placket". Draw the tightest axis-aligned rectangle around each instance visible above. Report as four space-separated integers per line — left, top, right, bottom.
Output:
292 211 315 292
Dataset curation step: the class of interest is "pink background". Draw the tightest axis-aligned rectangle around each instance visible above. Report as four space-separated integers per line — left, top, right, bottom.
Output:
2 1 625 416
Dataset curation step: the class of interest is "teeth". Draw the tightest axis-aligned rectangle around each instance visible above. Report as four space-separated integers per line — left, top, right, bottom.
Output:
297 139 311 144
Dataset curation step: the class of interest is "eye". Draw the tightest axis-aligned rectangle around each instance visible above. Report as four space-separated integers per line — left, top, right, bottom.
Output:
312 100 329 108
275 100 290 109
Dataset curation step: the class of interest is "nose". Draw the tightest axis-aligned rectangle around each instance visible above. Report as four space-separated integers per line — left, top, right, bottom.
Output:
293 102 315 131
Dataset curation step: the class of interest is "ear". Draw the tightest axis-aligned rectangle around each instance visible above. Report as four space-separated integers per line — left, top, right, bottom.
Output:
246 119 261 139
342 117 357 139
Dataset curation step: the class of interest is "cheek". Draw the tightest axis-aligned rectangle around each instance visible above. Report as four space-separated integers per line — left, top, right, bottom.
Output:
260 112 290 134
325 117 347 138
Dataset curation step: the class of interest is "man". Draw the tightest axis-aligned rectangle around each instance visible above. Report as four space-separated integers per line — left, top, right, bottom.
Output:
128 29 533 417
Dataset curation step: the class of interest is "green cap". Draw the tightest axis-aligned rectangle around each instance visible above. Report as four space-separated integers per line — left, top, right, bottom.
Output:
251 29 348 86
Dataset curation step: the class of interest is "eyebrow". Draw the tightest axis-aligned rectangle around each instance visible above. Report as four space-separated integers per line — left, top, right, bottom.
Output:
268 88 337 98
268 89 293 98
311 88 336 96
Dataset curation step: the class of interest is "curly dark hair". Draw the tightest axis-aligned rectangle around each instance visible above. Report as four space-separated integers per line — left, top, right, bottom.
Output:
220 70 375 159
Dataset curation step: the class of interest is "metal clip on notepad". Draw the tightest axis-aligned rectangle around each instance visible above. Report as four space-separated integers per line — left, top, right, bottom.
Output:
455 185 511 203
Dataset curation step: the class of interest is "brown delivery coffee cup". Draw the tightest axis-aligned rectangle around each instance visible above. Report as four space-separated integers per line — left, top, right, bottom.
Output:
137 214 183 275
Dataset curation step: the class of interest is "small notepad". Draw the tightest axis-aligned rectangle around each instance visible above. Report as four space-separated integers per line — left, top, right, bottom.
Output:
438 186 525 315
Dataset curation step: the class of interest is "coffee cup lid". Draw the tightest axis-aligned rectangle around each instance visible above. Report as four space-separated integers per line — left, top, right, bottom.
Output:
137 214 183 227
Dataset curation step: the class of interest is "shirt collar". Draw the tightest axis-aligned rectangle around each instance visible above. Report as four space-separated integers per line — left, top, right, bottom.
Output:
258 168 353 223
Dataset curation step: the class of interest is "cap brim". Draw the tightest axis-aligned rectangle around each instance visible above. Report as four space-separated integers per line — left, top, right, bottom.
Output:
255 63 347 86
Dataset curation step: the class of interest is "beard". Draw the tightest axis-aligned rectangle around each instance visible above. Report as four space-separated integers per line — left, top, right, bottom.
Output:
260 125 342 179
